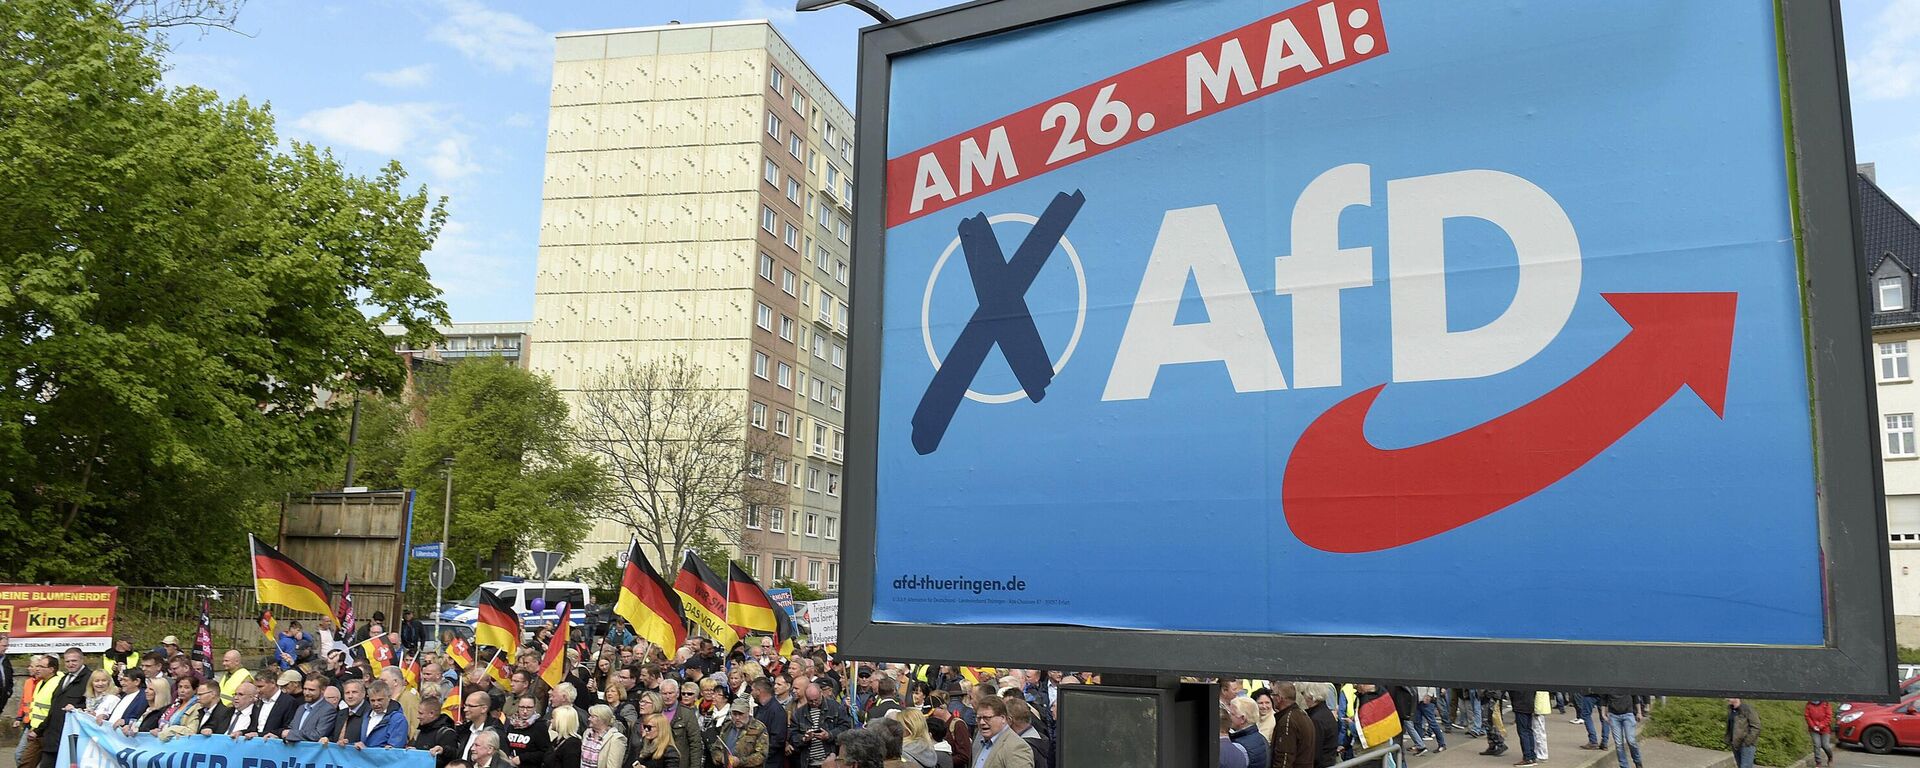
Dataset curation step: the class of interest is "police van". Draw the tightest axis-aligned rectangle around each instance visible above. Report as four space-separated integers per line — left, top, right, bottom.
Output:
437 578 592 630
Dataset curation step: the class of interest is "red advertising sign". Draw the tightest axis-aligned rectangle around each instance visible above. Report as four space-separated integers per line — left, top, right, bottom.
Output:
0 585 117 654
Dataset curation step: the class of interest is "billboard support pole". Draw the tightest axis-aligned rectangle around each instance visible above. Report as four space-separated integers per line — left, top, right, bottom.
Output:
438 457 453 616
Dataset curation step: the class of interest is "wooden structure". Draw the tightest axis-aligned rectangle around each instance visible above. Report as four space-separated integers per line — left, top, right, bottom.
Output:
280 490 415 593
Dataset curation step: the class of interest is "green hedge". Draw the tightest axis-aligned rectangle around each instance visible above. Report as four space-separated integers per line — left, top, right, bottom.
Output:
1646 698 1809 767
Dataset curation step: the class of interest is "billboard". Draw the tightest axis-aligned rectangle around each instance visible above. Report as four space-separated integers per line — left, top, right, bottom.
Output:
0 585 118 654
844 0 1894 696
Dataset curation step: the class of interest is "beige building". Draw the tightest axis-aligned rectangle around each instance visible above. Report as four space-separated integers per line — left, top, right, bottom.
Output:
530 20 850 592
1860 164 1920 643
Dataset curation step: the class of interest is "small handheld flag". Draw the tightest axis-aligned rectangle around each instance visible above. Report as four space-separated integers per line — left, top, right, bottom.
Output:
537 603 573 687
473 588 522 663
612 540 689 653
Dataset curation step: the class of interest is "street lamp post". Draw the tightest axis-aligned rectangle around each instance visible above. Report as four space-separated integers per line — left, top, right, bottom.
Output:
438 456 453 615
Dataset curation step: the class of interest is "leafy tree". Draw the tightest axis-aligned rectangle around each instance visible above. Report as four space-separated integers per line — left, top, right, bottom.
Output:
0 0 447 583
775 580 824 602
401 359 604 601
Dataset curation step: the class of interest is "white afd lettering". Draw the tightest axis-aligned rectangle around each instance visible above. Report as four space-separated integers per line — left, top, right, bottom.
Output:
1274 163 1373 389
1103 205 1289 401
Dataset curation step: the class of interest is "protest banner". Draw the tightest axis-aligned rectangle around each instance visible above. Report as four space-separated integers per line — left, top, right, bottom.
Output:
58 715 432 768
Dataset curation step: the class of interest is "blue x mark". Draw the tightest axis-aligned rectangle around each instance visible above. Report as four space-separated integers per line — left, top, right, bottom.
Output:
911 190 1086 455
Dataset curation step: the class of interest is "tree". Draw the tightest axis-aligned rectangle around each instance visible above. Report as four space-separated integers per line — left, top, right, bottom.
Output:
0 0 447 583
775 580 824 602
401 359 605 599
573 356 784 570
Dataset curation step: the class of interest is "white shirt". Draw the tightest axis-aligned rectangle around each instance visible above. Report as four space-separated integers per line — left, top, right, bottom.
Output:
229 703 257 735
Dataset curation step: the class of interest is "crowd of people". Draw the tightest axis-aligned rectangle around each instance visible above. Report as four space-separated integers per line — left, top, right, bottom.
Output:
0 623 1831 768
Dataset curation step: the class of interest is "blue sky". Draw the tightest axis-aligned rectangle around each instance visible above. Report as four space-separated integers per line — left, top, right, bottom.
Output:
161 0 1920 323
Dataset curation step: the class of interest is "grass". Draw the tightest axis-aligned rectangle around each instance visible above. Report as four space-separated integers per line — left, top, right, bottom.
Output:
1646 698 1810 767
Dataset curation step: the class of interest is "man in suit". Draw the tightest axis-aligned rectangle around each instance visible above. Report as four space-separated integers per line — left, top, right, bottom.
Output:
37 648 90 768
283 676 339 742
972 695 1034 768
0 634 14 719
260 670 302 736
199 681 250 737
327 679 370 744
456 691 507 761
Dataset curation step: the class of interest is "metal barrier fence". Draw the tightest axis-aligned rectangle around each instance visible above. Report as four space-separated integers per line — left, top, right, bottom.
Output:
116 586 404 649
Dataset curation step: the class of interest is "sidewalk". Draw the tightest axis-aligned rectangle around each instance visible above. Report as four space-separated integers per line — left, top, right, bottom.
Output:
1409 707 1730 768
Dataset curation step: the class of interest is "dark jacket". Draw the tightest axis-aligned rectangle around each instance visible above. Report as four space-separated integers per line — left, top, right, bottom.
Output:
636 743 682 768
261 693 301 737
457 719 509 761
334 701 370 742
1021 733 1052 768
544 735 581 768
413 713 463 768
668 705 705 768
789 697 855 755
1728 702 1762 750
1305 702 1339 768
506 716 553 766
1509 692 1538 716
1605 695 1635 716
1389 688 1417 723
200 703 236 735
1230 724 1270 768
1269 703 1316 768
752 697 790 767
37 669 90 752
0 657 12 712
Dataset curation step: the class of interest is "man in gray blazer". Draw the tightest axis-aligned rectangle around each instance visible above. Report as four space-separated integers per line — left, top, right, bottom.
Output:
282 676 338 742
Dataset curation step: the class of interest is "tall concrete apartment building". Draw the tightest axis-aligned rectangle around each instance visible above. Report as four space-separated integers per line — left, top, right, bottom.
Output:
529 20 853 593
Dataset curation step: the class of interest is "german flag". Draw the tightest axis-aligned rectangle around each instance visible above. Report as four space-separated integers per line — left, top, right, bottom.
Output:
444 635 474 670
403 654 421 689
725 562 792 654
537 603 572 687
1356 691 1402 748
473 587 521 662
674 551 738 649
249 535 335 619
612 541 688 653
359 635 397 677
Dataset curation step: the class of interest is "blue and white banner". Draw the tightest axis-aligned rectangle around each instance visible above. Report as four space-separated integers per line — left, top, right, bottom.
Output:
59 715 432 768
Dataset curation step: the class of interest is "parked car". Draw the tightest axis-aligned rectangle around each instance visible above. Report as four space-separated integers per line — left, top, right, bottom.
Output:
1841 674 1920 714
419 620 474 654
1838 692 1920 753
436 579 592 630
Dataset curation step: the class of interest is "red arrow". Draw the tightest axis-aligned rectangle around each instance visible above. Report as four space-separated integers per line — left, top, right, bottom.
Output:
1282 292 1737 553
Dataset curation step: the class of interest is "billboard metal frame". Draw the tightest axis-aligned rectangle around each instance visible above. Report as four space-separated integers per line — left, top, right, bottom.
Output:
840 0 1895 698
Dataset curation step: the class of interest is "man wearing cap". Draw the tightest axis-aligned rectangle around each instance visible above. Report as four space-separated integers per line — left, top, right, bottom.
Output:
658 678 705 768
711 698 769 768
262 670 302 736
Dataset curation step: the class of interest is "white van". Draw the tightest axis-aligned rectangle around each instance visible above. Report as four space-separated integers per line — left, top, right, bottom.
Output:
437 580 591 629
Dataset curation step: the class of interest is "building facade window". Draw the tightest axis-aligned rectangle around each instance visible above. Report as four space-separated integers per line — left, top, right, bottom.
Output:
758 252 774 281
761 206 777 234
763 158 778 185
784 223 800 250
782 269 797 296
756 302 773 330
769 508 784 533
1889 413 1918 457
753 352 769 379
769 67 783 92
765 112 781 138
789 133 803 159
805 512 819 537
808 560 821 587
772 458 788 483
779 316 796 342
1882 276 1908 311
825 517 838 540
747 554 761 577
774 410 790 436
1882 341 1911 381
750 401 767 429
777 362 793 388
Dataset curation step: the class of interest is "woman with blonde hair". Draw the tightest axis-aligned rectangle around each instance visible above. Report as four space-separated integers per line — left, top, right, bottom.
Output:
635 713 680 768
126 676 170 735
85 669 121 719
544 705 583 768
582 704 628 768
899 709 943 768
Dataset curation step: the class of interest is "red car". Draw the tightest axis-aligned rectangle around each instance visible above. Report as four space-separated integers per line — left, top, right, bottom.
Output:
1837 692 1920 754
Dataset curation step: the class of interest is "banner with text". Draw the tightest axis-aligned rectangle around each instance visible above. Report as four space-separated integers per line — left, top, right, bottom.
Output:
58 715 432 768
0 585 116 654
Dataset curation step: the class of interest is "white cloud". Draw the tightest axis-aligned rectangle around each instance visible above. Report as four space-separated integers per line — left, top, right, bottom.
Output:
1851 0 1920 100
429 0 552 79
367 64 435 88
292 102 436 155
737 0 798 25
290 102 484 187
503 112 536 128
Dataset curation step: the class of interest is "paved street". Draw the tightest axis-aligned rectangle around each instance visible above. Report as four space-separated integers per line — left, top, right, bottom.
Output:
1838 745 1920 768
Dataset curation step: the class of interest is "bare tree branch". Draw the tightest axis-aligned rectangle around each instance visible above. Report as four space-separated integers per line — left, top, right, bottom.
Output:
112 0 247 33
574 356 783 569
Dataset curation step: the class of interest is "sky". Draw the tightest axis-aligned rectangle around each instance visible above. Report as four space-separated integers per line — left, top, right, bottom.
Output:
158 0 1920 323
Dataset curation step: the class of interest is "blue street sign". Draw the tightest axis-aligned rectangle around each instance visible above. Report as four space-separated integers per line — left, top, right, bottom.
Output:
410 542 443 560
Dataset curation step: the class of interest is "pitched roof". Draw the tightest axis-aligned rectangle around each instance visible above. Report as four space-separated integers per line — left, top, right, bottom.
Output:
1862 171 1920 330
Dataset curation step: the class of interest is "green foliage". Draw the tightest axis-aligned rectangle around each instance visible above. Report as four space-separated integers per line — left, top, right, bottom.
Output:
400 359 605 601
1898 646 1920 665
1647 698 1809 767
776 580 824 602
566 554 621 605
0 0 448 584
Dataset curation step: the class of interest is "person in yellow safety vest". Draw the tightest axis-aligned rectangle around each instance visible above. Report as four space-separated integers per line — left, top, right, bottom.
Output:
215 650 253 706
12 655 55 768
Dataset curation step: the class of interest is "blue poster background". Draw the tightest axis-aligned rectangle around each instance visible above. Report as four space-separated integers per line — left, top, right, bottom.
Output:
58 716 433 768
873 0 1825 644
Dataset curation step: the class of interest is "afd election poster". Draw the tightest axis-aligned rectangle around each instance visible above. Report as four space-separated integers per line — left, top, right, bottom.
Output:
58 716 432 768
870 0 1832 646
